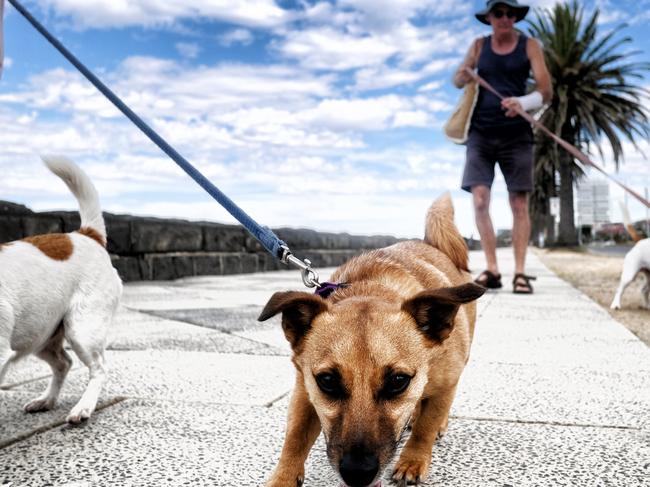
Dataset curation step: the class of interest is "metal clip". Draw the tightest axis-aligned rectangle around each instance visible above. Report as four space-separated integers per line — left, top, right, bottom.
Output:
280 245 321 288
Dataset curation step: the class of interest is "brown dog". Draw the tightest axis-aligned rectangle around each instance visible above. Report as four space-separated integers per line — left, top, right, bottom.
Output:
259 194 485 487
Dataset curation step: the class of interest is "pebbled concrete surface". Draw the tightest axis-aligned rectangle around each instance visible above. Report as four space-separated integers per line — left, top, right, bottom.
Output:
1 250 648 486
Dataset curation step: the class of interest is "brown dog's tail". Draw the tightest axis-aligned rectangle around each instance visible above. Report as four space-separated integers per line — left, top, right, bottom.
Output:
424 193 469 272
619 200 643 243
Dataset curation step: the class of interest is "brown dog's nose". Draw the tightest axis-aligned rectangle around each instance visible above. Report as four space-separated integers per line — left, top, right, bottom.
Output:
339 444 379 487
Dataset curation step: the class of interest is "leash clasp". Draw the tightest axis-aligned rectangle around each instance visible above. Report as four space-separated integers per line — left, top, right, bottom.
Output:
280 245 321 289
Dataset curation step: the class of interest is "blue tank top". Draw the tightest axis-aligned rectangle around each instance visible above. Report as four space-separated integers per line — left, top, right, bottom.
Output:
471 34 531 132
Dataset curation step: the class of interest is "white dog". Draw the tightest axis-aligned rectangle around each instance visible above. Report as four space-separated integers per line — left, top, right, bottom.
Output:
0 156 122 423
610 203 650 310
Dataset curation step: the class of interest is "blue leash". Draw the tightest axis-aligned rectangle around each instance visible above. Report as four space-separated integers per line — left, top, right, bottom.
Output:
8 0 322 288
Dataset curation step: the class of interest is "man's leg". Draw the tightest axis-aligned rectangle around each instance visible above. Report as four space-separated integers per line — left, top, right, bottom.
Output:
509 191 531 280
472 185 498 275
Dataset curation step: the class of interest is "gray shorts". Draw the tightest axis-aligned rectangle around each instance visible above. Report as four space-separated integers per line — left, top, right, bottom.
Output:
461 125 534 193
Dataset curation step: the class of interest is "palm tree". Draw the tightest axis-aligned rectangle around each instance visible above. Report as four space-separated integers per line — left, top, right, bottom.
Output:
527 1 650 246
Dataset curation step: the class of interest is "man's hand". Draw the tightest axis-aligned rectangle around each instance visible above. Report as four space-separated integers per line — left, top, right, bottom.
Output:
501 97 522 117
456 65 475 86
453 39 482 89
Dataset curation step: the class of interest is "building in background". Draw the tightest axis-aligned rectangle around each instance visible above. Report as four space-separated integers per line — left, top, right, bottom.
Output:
576 178 610 240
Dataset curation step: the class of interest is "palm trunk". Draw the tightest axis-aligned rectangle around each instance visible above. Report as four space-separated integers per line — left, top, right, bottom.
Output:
557 150 577 246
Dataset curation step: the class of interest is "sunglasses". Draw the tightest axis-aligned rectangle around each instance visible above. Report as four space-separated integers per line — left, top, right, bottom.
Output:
491 9 517 19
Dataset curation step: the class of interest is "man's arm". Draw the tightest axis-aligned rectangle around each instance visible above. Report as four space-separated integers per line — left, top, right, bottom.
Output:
453 38 482 89
527 37 552 102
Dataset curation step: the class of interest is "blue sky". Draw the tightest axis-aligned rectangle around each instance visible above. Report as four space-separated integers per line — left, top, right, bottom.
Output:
0 0 648 239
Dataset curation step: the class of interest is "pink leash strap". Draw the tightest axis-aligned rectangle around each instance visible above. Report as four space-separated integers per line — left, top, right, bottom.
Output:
464 67 650 209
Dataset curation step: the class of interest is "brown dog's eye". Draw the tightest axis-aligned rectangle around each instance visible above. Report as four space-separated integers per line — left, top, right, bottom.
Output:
315 372 347 399
380 374 412 399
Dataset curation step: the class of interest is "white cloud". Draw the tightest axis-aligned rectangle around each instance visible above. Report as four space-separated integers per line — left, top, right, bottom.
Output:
275 26 398 71
267 5 479 89
0 68 122 118
592 0 627 24
0 92 473 237
0 59 336 120
418 80 445 92
628 10 650 25
526 0 563 11
218 28 255 46
354 65 423 91
175 42 200 59
353 58 457 91
33 0 292 29
338 0 471 32
393 110 430 128
0 56 455 156
301 95 409 131
274 16 476 72
389 23 475 65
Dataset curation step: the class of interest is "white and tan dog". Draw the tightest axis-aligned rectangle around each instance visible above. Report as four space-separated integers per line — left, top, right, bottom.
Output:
0 156 122 423
610 203 650 310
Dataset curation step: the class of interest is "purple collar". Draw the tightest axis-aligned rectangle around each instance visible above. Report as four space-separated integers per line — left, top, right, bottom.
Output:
315 282 349 299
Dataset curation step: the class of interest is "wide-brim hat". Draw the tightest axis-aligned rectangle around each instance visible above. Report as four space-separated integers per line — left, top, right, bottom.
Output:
475 0 529 25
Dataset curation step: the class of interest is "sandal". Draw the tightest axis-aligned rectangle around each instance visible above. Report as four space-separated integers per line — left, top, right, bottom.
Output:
512 273 536 294
474 270 502 289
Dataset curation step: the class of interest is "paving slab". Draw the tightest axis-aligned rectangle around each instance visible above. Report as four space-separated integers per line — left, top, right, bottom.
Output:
2 314 286 390
1 397 647 487
0 390 124 449
110 306 285 355
453 360 649 429
139 306 265 333
134 307 293 354
472 329 649 368
13 351 295 407
1 355 55 388
0 399 310 487
234 325 292 352
121 268 339 311
478 296 618 324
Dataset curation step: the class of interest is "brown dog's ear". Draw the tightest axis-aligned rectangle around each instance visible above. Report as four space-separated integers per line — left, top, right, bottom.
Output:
258 291 329 348
402 283 485 343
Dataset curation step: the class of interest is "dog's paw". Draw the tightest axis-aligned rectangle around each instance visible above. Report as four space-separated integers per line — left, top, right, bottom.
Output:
265 469 304 487
23 397 56 413
392 452 430 486
66 406 93 424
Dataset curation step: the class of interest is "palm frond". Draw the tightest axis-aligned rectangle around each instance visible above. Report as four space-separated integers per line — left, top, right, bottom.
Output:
526 0 650 244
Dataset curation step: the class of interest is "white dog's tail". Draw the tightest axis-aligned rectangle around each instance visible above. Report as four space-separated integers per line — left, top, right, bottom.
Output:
42 155 106 243
619 200 643 243
424 193 469 271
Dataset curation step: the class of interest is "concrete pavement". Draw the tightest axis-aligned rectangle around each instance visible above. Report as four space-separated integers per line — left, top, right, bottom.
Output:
1 249 648 486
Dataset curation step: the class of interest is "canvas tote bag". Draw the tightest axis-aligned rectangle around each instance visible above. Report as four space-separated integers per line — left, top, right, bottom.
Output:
443 81 479 144
444 37 485 144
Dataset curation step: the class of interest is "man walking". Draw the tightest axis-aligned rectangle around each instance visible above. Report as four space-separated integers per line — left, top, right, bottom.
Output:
453 0 552 293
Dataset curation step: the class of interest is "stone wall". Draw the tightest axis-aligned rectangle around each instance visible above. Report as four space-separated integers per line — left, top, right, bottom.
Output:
0 200 401 282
